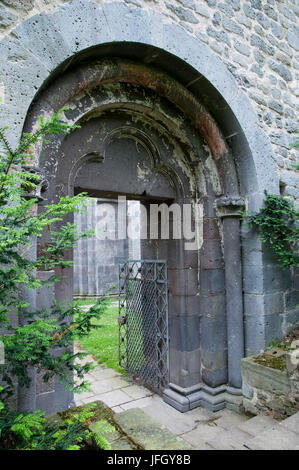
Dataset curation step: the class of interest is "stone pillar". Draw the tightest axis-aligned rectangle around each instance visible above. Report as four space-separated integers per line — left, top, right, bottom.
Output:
17 167 46 412
216 195 245 389
18 263 37 412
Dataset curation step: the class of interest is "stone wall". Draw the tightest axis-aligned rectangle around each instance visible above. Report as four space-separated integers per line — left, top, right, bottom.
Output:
74 199 141 297
242 353 299 418
0 0 298 413
0 0 298 199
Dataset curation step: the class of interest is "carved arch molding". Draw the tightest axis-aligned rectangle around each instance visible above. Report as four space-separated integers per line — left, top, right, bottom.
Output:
25 58 245 413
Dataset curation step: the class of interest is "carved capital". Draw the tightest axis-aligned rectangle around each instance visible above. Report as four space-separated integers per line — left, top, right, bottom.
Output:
216 195 245 218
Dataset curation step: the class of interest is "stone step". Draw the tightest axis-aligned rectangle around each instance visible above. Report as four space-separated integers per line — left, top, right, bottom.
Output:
208 412 299 450
278 410 299 434
113 408 194 450
243 411 299 450
237 414 278 437
204 414 278 450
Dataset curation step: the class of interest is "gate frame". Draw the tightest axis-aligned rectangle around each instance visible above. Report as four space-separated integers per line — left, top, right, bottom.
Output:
118 259 169 393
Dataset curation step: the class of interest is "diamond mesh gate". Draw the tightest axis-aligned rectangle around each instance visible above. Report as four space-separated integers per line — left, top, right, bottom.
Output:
118 260 169 393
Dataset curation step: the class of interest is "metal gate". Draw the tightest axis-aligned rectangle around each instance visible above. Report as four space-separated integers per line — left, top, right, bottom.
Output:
118 260 169 393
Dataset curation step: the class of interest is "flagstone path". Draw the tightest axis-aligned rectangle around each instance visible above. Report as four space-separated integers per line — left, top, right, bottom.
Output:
74 349 299 450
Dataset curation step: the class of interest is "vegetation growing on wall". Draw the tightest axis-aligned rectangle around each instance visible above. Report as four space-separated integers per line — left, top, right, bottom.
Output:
243 191 298 269
242 132 298 270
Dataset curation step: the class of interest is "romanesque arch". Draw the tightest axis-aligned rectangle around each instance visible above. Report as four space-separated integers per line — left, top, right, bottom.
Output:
1 1 283 414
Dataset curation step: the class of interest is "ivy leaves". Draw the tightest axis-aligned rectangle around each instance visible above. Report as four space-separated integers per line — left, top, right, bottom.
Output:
243 191 298 269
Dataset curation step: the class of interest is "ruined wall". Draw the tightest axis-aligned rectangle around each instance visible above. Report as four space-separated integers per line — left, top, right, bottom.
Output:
0 0 298 199
0 0 297 414
73 199 141 297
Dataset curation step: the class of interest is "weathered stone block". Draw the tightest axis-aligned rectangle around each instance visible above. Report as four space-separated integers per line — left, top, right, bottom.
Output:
270 20 283 39
207 25 231 46
223 17 244 36
251 34 274 55
234 40 250 56
242 356 291 395
13 13 72 70
200 269 225 295
0 4 18 29
2 0 33 9
249 0 262 10
243 264 264 294
168 267 199 296
195 3 210 18
226 0 241 11
169 315 201 352
201 367 228 387
264 5 277 21
285 291 299 310
200 239 223 269
199 294 226 317
268 59 292 81
203 217 220 239
200 314 227 350
165 2 198 24
243 3 255 19
219 2 234 18
168 294 200 317
256 12 270 30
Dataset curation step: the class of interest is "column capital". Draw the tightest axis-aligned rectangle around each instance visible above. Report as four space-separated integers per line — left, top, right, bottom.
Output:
216 195 245 218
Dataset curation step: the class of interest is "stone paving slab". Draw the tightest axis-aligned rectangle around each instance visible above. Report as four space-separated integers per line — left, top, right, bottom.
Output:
186 406 216 421
180 422 224 446
245 426 299 450
206 427 253 450
122 384 153 400
142 396 208 435
110 439 135 450
75 390 97 401
111 406 125 413
94 376 131 391
279 412 299 434
238 414 277 436
94 389 134 408
89 368 122 380
114 408 194 450
121 396 156 411
91 379 118 395
74 348 299 450
211 408 249 430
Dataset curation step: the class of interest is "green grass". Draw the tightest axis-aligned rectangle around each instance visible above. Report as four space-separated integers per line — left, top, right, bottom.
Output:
75 298 100 306
78 304 127 375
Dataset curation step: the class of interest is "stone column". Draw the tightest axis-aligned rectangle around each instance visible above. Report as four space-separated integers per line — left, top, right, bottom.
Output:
18 272 37 412
18 167 47 412
216 195 245 389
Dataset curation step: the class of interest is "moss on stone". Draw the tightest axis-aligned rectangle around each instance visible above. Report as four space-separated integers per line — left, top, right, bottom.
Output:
253 353 286 371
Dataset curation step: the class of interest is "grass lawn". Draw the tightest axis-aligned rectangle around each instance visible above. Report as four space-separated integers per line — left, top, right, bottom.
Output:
75 298 101 306
77 301 127 375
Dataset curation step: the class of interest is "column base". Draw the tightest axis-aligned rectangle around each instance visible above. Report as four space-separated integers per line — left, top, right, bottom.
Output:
163 382 243 413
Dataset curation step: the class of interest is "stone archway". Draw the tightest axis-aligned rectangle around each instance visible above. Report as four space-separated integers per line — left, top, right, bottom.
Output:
24 57 246 412
2 0 282 414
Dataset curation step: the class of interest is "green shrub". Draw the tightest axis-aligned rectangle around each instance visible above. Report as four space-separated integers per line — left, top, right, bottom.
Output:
0 109 110 449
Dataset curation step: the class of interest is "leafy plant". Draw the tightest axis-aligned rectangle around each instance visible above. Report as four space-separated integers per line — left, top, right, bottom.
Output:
242 191 299 269
0 387 99 450
0 109 111 449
